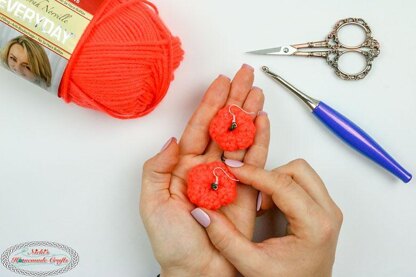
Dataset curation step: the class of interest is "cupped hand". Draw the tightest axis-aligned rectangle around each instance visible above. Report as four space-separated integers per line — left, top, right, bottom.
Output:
140 64 270 276
196 159 343 277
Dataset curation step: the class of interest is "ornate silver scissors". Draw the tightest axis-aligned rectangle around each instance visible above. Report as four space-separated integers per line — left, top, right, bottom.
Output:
248 18 380 80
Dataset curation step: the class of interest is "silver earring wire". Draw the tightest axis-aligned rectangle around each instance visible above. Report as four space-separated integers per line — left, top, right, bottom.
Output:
228 104 256 130
213 167 239 183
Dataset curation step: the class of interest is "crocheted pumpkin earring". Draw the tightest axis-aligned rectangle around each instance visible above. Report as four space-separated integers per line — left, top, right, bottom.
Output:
187 161 239 210
209 104 256 151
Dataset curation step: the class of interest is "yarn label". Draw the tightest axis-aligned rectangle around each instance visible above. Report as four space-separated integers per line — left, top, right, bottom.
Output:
0 0 103 94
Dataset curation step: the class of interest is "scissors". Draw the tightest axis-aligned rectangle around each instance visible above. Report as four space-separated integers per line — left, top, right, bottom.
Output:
248 18 380 80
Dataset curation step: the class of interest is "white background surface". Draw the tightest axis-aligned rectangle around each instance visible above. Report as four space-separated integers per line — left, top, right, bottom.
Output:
1 0 415 276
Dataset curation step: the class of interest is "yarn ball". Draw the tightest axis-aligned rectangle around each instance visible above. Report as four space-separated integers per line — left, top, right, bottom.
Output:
209 105 256 151
187 162 237 210
59 0 184 119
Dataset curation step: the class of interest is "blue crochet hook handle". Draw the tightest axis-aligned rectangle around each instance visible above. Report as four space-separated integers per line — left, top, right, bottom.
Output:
262 66 412 183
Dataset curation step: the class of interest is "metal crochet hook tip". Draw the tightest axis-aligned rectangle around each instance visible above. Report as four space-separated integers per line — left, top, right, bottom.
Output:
261 66 319 110
262 66 270 72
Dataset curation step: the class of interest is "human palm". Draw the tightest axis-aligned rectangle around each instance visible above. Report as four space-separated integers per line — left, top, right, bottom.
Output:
140 65 270 276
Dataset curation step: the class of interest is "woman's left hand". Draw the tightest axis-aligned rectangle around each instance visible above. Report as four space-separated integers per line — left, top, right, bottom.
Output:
140 64 270 276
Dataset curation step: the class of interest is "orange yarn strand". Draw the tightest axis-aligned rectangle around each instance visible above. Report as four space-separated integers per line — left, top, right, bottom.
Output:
59 0 184 119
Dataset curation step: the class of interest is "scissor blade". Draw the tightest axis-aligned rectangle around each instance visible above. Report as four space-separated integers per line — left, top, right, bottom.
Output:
246 45 296 56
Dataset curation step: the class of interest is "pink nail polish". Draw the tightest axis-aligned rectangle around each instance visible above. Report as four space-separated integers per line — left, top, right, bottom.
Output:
257 111 268 117
224 159 244 168
242 64 254 71
191 208 211 228
256 192 262 212
160 137 175 152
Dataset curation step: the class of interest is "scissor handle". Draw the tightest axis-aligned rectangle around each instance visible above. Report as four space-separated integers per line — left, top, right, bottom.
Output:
288 18 380 80
327 18 375 49
326 49 379 80
292 40 329 49
324 18 380 80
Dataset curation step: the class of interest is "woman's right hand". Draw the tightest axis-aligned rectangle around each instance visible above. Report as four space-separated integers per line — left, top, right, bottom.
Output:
192 159 343 277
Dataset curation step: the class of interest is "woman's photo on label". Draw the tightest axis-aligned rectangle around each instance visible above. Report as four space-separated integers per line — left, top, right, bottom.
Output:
0 22 68 94
1 35 52 88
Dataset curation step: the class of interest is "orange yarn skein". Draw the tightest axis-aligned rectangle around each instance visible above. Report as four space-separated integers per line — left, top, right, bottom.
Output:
59 0 184 119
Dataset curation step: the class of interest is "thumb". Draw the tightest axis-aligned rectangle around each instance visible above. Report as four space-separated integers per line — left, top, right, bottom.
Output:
141 137 179 198
191 208 261 275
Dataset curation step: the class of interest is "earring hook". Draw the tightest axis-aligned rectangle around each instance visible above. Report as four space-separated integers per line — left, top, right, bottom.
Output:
228 104 256 131
211 167 239 191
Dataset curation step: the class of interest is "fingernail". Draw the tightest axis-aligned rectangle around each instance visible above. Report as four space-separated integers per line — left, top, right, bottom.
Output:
224 159 244 168
257 111 268 117
218 74 230 81
191 208 211 228
242 64 254 71
252 86 262 91
256 192 262 212
160 137 176 152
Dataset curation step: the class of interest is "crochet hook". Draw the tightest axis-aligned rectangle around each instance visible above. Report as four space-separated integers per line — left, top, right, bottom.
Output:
262 66 412 183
